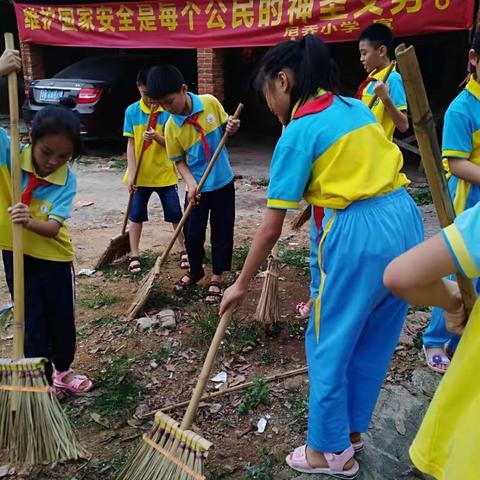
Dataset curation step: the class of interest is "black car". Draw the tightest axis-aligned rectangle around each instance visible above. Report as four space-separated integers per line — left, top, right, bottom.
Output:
23 55 170 139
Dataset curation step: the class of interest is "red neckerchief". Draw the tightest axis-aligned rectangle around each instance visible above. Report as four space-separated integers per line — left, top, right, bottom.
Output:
185 113 211 162
22 173 49 206
143 110 160 151
355 75 375 100
313 206 325 230
292 92 334 119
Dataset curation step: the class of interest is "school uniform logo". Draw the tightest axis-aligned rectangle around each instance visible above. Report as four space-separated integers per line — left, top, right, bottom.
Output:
40 204 49 214
207 113 215 125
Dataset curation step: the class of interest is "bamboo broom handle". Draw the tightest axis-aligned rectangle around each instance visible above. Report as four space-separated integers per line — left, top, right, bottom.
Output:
153 103 244 275
367 60 396 109
5 33 24 360
395 44 477 313
120 108 155 234
180 308 234 430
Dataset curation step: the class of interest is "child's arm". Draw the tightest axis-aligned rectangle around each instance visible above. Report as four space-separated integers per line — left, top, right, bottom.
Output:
175 160 200 205
126 137 137 193
0 48 21 76
8 203 61 238
144 128 166 146
220 208 286 315
448 158 480 185
374 80 409 132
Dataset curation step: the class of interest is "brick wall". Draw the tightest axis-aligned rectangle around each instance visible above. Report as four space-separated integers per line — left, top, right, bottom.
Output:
19 42 45 87
197 48 224 103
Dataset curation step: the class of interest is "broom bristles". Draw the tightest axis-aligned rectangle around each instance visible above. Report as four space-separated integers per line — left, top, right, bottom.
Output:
291 205 311 231
256 255 280 326
94 232 130 270
0 357 86 465
116 412 212 480
126 265 157 321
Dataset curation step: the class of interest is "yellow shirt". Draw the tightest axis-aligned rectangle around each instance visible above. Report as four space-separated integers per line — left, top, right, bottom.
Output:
0 131 75 262
410 204 480 480
359 65 408 141
123 99 178 188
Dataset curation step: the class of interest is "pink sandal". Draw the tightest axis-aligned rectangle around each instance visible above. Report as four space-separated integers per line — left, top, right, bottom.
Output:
286 445 359 478
296 302 312 319
53 369 94 395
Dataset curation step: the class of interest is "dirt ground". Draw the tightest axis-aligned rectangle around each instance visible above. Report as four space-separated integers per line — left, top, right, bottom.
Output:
0 136 440 480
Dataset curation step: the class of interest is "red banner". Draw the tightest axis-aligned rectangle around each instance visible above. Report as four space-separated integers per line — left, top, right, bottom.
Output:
14 1 475 49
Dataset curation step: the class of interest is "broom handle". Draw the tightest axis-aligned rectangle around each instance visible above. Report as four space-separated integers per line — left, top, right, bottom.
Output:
120 108 156 235
153 103 244 275
367 61 396 109
395 44 477 313
181 308 234 430
5 33 24 360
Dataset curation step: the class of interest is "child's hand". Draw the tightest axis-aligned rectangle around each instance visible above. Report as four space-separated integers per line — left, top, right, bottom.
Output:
373 80 390 102
128 178 137 194
0 49 21 77
8 203 31 227
187 181 201 206
444 280 466 334
226 116 240 136
143 128 157 142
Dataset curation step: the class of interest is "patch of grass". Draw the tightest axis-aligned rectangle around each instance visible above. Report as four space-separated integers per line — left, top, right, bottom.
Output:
232 245 250 270
238 378 271 415
411 189 433 206
95 354 141 418
278 246 309 269
153 346 173 363
80 286 119 309
0 307 13 329
257 348 290 366
226 320 261 352
245 449 275 479
191 306 218 340
91 315 115 328
287 389 308 433
109 156 127 169
139 249 158 276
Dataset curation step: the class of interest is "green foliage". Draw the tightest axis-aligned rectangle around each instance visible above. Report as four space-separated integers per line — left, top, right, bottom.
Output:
95 354 141 417
90 315 115 328
245 449 275 479
287 389 308 432
411 189 433 206
80 286 119 309
232 245 250 270
238 378 271 415
0 307 12 329
109 156 127 169
278 246 310 269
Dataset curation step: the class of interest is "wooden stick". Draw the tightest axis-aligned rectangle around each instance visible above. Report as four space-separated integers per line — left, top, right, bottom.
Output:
5 33 24 361
144 366 307 416
120 108 155 235
367 61 397 109
395 44 477 313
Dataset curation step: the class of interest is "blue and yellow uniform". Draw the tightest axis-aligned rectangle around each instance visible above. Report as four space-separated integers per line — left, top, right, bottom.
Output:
0 127 77 383
411 202 480 480
357 65 407 141
165 92 235 279
423 75 480 354
165 92 233 192
123 99 177 188
0 128 76 262
268 92 423 452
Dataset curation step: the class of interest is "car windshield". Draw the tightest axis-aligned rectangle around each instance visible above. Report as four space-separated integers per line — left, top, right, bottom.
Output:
54 57 130 80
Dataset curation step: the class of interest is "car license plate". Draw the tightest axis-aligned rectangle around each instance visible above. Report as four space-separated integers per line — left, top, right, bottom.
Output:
39 89 63 102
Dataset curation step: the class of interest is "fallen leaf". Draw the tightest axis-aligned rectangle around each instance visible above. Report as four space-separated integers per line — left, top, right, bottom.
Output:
90 413 110 429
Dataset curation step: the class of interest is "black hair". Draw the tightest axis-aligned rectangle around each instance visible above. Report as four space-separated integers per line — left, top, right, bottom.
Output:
136 67 150 86
359 23 394 59
472 27 480 56
31 106 82 161
255 35 341 118
146 65 185 99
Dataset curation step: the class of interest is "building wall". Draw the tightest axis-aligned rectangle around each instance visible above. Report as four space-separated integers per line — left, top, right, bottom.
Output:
197 48 225 102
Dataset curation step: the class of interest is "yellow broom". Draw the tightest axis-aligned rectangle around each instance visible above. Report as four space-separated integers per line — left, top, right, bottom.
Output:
126 104 244 321
0 33 85 464
95 108 155 270
116 308 233 480
291 62 397 232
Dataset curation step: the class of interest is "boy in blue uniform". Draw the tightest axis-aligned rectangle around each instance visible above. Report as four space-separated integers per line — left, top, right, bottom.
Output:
422 33 480 373
123 68 186 274
357 23 409 141
146 65 240 303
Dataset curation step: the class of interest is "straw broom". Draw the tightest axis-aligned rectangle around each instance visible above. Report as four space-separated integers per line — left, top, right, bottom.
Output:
395 44 476 316
95 108 155 270
126 104 244 321
291 62 398 233
0 33 85 465
116 308 234 480
255 244 280 327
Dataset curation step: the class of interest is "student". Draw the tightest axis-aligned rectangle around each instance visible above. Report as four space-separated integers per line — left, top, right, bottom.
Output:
357 23 409 141
146 65 240 304
0 48 92 394
220 35 423 478
123 68 187 274
422 33 480 373
384 202 480 480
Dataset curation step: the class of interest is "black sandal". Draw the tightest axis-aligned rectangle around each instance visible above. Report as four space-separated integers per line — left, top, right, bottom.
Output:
128 256 141 274
174 272 202 295
205 281 223 305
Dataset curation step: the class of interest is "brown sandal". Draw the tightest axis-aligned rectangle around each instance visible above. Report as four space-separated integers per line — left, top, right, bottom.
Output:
128 256 141 274
205 281 223 305
174 272 202 295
